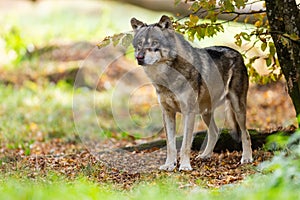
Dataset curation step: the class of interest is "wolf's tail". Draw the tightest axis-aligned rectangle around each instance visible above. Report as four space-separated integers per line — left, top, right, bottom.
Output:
225 99 242 142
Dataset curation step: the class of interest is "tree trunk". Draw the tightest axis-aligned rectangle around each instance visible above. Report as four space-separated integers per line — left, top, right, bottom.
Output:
265 0 300 126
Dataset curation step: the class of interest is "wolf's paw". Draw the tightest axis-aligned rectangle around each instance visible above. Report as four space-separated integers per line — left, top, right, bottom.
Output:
241 156 253 164
179 164 192 171
196 153 211 161
159 163 176 171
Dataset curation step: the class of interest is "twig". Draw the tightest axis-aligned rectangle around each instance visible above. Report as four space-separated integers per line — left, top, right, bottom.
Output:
221 9 266 15
252 31 300 44
243 39 260 55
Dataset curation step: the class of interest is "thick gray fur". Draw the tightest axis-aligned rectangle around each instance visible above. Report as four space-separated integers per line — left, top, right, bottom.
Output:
131 15 252 171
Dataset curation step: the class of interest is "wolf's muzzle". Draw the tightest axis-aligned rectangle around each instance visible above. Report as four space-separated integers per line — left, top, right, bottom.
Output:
136 52 145 65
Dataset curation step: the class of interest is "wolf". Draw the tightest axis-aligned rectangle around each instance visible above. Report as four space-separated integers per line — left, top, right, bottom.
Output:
130 15 253 171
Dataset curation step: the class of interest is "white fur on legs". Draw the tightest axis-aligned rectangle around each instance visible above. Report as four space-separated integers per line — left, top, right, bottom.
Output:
241 129 253 163
159 162 177 171
179 158 192 171
160 111 177 171
179 113 195 171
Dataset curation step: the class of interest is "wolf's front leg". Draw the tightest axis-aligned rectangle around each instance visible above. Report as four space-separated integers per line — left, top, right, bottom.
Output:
159 111 177 171
179 113 195 171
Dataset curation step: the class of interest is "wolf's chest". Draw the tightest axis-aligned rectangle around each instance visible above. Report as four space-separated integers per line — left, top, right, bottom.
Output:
143 63 196 91
156 90 181 112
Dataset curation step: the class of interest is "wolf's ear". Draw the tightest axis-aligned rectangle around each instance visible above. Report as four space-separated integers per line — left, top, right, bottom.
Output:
131 18 145 32
157 15 173 29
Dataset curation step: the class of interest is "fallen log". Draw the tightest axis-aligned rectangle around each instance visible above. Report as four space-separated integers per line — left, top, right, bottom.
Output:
121 129 295 153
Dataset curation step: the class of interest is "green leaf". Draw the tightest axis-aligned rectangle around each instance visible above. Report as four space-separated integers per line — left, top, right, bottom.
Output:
190 2 200 12
215 24 224 32
207 10 218 23
121 34 133 49
189 15 199 26
206 25 215 37
290 33 300 41
208 0 217 6
196 26 206 40
249 56 260 64
270 73 278 82
265 56 272 67
222 0 235 12
25 147 31 156
234 0 246 9
97 37 111 49
261 76 270 84
280 36 289 46
254 20 262 27
269 42 276 56
112 33 123 47
187 28 196 41
234 34 242 47
175 0 181 6
241 32 251 41
261 42 267 52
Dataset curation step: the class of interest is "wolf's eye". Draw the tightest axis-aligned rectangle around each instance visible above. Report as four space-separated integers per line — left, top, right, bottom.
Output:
152 41 159 46
137 41 143 47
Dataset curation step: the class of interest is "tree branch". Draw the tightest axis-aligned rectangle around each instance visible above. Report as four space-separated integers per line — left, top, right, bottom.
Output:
221 9 266 15
175 6 266 27
251 30 300 44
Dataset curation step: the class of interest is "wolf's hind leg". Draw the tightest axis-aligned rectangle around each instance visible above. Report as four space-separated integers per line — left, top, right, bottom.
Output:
159 111 177 171
196 112 219 159
229 93 253 163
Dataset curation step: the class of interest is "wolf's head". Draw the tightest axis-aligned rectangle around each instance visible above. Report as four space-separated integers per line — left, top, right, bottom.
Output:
130 15 177 66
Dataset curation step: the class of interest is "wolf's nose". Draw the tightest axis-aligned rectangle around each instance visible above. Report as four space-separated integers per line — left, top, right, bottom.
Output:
136 55 144 60
136 54 145 65
136 53 144 59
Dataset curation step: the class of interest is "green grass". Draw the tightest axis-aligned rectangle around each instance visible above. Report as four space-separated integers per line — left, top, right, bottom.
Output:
0 81 113 145
0 80 153 146
0 176 119 200
0 159 299 200
0 81 71 143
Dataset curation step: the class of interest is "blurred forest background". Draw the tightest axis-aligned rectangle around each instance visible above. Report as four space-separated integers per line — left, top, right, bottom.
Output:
0 0 299 199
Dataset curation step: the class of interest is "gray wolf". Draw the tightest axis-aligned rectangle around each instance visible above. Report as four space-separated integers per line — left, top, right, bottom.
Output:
130 15 253 171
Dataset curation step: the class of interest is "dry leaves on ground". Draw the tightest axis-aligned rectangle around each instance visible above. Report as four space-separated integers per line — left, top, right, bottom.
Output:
0 138 273 189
